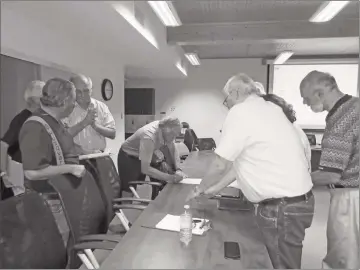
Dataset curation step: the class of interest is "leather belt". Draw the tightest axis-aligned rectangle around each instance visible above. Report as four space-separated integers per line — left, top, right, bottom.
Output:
328 184 358 189
260 190 313 205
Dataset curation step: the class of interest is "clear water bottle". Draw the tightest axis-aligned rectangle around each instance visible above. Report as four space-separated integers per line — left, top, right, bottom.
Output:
180 205 193 246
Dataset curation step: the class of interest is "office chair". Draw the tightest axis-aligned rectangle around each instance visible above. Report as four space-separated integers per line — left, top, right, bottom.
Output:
0 191 68 268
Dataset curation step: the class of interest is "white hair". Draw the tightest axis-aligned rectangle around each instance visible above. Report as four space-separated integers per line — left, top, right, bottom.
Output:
223 73 260 97
159 117 181 128
24 80 45 103
254 82 265 94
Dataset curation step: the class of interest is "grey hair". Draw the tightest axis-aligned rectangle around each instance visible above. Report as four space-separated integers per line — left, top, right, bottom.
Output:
41 78 75 108
254 81 266 95
69 74 93 89
159 117 181 129
300 70 339 91
24 80 45 103
224 73 260 98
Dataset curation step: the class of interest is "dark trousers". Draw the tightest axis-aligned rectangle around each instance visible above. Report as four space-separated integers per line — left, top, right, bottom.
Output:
255 191 315 269
117 148 165 200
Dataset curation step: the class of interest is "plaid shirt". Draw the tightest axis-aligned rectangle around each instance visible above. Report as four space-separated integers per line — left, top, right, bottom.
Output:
319 95 359 187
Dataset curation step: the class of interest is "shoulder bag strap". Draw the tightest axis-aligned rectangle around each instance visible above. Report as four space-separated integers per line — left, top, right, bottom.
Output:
25 116 65 166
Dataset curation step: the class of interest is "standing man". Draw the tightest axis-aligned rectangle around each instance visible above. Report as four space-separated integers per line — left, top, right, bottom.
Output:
300 70 359 269
186 73 314 269
63 74 116 154
118 117 187 199
1 80 45 198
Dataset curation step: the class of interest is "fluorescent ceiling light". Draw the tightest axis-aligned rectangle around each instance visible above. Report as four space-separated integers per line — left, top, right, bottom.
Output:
310 1 350 23
148 1 181 26
273 51 294 65
176 62 187 76
185 53 200 66
112 4 158 49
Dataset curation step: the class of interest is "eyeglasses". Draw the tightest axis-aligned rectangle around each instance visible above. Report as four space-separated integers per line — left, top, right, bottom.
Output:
223 94 230 107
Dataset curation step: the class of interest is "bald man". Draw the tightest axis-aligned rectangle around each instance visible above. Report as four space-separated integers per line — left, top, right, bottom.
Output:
300 71 359 269
63 74 116 154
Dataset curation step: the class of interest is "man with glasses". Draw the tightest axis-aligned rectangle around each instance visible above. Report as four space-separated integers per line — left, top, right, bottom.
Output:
300 71 359 269
187 73 314 269
63 74 116 154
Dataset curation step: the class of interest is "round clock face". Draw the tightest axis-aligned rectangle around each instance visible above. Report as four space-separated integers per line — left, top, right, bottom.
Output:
102 79 113 101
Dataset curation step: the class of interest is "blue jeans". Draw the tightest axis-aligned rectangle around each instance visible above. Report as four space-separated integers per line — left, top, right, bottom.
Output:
255 191 315 269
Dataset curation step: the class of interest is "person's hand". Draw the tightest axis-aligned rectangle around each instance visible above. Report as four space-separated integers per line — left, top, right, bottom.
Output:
84 108 97 126
1 173 10 186
175 170 188 179
70 165 86 178
168 173 183 184
185 187 200 203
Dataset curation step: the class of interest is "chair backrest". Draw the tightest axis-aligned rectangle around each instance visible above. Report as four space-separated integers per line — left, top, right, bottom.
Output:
197 138 216 151
0 191 67 269
184 129 199 151
48 172 107 268
85 156 121 225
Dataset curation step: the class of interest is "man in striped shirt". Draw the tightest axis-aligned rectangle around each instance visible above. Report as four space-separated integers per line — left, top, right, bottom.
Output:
300 70 359 269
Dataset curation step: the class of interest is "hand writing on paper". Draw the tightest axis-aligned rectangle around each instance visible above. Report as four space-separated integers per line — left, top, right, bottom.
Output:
175 170 188 179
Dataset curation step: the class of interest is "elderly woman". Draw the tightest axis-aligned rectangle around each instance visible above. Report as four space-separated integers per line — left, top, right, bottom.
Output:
19 78 86 245
0 80 45 199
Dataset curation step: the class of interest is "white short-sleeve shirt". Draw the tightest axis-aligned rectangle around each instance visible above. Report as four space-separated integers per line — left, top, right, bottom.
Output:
63 98 115 153
215 95 313 203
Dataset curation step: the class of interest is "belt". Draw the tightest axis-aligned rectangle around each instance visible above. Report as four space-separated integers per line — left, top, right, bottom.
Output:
260 190 313 205
328 184 358 189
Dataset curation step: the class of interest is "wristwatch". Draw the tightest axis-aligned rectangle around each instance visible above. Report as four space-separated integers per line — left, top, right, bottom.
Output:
0 172 7 178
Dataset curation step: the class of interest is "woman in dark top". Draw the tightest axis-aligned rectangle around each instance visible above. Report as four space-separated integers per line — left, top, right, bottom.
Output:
0 80 45 199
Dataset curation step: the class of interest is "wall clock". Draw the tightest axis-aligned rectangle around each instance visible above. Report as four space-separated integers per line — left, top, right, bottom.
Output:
101 79 113 101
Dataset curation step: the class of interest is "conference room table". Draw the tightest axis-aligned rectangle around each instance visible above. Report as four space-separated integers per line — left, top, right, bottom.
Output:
101 150 273 269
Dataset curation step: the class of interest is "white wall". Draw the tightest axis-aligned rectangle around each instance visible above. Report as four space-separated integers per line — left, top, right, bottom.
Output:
1 6 125 164
126 59 267 144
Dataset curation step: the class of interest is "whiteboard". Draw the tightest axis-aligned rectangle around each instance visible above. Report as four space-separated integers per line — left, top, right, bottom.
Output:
272 64 358 129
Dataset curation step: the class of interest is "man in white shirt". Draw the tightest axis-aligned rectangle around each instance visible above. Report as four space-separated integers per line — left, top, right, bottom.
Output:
186 73 314 269
63 74 116 154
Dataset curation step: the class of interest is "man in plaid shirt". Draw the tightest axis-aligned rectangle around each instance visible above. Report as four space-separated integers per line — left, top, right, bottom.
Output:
300 70 359 269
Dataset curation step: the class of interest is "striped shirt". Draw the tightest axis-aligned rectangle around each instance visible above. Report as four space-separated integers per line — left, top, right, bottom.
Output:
319 95 359 187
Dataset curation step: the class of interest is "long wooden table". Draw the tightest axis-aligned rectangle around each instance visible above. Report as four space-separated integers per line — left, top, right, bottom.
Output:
101 151 273 269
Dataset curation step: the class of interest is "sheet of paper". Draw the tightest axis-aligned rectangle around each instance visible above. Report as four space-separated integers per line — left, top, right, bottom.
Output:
7 159 25 196
155 214 208 235
79 152 110 160
180 178 238 189
179 178 202 185
228 180 239 188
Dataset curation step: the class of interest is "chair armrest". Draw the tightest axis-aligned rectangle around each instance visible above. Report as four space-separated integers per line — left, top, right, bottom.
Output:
78 234 122 243
73 241 117 251
128 181 164 187
112 198 151 204
113 203 147 211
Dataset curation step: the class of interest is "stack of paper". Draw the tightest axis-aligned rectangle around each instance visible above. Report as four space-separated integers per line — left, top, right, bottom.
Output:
155 214 208 235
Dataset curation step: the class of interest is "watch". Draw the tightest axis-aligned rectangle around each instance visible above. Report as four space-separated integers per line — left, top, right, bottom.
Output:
0 172 7 177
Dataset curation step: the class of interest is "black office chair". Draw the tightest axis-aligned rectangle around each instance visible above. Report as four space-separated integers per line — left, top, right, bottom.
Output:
183 129 199 152
0 191 68 268
49 171 151 269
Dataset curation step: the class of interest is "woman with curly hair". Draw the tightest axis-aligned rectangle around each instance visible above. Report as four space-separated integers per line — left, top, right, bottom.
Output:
262 93 311 172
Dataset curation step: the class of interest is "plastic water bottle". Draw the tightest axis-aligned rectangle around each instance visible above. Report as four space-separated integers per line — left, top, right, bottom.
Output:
180 205 192 246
